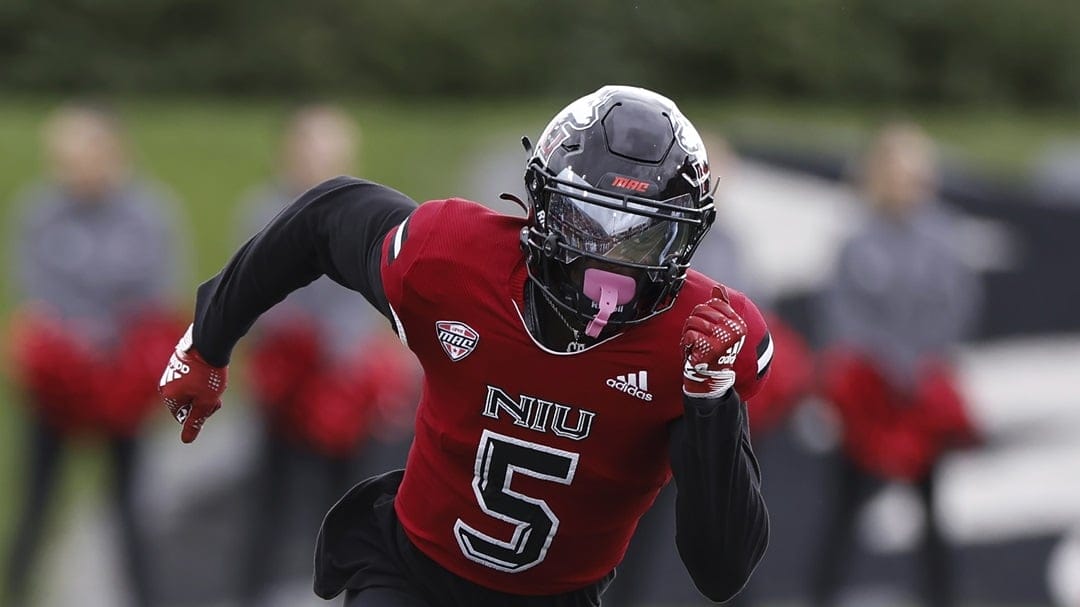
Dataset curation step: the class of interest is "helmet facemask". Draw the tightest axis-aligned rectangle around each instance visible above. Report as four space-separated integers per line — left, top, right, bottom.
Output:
520 85 716 339
523 159 714 337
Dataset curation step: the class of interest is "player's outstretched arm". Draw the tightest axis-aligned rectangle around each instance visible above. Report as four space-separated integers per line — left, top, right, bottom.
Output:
669 286 770 602
158 177 417 442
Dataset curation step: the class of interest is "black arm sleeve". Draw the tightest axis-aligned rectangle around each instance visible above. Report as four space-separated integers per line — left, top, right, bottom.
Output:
192 176 417 366
668 390 770 603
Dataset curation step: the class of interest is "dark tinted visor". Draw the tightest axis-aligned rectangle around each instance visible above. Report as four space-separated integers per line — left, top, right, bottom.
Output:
547 169 693 266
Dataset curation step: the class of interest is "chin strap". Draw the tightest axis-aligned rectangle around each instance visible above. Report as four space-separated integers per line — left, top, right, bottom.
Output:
582 269 636 338
499 192 529 215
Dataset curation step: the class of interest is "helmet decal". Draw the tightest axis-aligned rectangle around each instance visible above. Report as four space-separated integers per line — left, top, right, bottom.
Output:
535 86 620 166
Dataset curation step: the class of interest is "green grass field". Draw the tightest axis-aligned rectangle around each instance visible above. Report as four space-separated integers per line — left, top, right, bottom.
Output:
0 97 1076 603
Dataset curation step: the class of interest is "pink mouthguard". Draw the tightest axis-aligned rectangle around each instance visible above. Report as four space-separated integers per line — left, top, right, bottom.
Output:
582 268 637 338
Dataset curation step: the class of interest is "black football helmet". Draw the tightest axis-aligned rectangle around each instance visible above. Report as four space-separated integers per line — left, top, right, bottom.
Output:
520 85 715 337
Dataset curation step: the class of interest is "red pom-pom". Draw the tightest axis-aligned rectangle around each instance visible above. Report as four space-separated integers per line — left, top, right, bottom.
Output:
820 350 929 481
246 318 322 421
102 309 187 436
353 336 419 440
7 308 102 434
291 369 375 458
913 362 979 448
820 349 977 482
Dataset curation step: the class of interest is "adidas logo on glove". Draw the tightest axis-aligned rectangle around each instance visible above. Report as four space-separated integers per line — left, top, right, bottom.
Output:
159 352 190 387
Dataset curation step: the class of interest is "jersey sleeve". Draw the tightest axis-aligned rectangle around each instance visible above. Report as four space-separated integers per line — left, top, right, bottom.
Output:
377 199 457 346
192 177 416 366
729 290 773 401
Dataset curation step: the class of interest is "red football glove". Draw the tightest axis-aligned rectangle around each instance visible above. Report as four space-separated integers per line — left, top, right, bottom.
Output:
158 324 228 443
681 286 748 399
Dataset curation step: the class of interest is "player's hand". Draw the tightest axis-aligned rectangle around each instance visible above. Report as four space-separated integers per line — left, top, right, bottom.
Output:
158 324 228 443
681 286 748 399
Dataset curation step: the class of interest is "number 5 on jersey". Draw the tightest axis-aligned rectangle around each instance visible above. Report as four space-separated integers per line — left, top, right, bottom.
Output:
454 430 579 572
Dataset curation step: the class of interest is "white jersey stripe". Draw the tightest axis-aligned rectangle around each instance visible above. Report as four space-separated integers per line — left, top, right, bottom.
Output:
392 216 409 258
389 303 409 348
757 335 774 373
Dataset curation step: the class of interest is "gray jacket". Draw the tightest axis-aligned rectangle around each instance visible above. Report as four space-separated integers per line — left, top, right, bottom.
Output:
12 180 185 349
820 202 981 386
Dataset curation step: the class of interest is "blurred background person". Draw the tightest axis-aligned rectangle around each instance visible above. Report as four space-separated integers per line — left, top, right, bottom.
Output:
811 122 983 607
236 104 416 606
3 103 186 607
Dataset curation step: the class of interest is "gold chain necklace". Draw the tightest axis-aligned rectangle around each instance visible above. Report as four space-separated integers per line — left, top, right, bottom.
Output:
540 289 588 352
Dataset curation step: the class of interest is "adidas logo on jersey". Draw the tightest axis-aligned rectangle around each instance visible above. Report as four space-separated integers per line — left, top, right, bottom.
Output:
606 370 653 402
159 353 190 387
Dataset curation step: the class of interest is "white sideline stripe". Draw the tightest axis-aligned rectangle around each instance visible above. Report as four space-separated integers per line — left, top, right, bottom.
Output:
957 334 1080 434
934 334 1080 544
939 440 1080 543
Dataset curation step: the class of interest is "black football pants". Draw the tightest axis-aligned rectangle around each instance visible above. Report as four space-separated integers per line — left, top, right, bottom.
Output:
317 471 613 607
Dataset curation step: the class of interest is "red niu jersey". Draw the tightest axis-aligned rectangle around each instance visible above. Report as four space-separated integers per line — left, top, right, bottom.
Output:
380 199 770 595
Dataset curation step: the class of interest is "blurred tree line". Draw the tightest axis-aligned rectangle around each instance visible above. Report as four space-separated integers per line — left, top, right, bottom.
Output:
2 0 1079 105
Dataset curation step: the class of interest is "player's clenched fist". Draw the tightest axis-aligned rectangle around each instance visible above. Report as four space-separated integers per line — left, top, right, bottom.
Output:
158 324 227 443
681 286 748 399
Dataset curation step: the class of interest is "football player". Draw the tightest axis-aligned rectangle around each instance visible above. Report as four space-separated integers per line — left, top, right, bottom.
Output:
159 86 774 606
